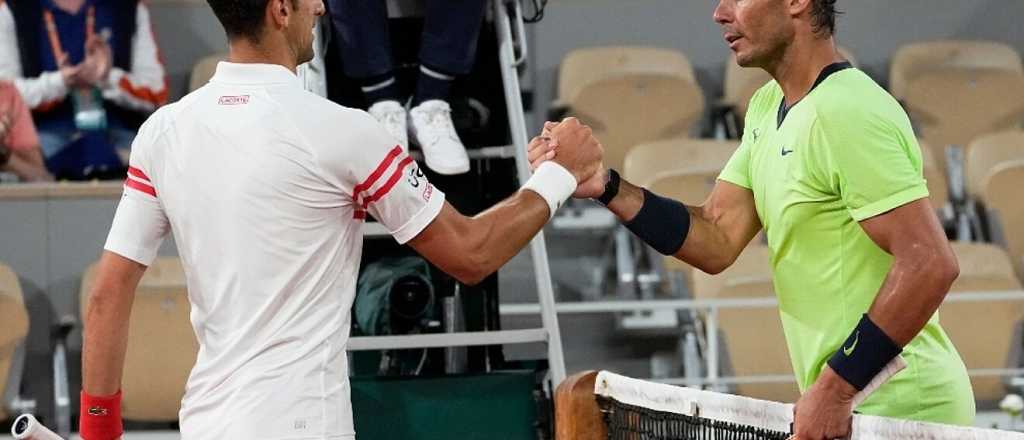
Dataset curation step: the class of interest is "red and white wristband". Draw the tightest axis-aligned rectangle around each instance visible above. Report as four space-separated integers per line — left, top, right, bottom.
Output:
522 162 577 219
80 390 123 440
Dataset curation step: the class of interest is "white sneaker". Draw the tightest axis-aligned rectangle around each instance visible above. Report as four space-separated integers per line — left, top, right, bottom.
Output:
368 100 408 150
409 100 470 175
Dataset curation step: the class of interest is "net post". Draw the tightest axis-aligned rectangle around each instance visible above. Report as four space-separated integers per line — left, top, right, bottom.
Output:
554 371 606 440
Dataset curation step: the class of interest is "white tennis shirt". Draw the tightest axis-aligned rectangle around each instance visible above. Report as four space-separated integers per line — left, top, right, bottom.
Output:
104 62 445 439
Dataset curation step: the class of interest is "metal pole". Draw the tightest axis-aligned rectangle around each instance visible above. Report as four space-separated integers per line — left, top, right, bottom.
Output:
494 0 567 385
706 306 719 392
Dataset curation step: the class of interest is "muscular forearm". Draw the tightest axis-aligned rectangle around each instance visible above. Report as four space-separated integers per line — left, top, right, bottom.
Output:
605 178 752 274
82 287 134 396
420 191 550 285
82 253 145 396
867 251 958 346
464 190 550 281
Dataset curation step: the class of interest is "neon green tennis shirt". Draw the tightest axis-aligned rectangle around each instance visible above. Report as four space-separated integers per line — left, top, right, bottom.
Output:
718 63 975 424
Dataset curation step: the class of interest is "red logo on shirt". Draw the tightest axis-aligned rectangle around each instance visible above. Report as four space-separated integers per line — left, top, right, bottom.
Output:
218 95 250 105
422 183 433 202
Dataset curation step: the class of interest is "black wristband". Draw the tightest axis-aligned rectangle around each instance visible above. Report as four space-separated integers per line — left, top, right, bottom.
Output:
624 188 691 255
596 169 620 206
826 314 902 391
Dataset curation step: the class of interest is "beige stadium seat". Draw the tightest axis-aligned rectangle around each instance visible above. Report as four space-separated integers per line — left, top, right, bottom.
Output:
189 53 228 92
722 47 857 122
80 257 198 421
0 263 29 421
623 138 740 202
965 130 1024 202
983 161 1024 279
902 68 1024 171
939 242 1024 403
555 46 706 172
890 40 1023 101
690 245 800 403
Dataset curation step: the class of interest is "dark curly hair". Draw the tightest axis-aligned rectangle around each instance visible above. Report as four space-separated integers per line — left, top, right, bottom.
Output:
207 0 295 43
810 0 840 36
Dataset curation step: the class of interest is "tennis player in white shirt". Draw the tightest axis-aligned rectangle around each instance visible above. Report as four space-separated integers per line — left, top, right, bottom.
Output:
77 0 603 438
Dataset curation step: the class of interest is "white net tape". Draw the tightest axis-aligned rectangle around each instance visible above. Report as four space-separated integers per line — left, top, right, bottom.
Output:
595 371 1024 440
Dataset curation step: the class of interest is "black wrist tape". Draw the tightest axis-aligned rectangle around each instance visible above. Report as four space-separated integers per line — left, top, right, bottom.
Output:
827 314 902 391
624 188 691 255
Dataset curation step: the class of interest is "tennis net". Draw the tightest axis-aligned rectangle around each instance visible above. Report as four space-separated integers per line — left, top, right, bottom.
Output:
574 371 1024 440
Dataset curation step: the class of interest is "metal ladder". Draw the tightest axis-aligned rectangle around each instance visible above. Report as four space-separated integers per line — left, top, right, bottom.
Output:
350 0 567 386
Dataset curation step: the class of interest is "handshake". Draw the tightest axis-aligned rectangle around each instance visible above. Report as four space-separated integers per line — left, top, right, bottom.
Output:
527 118 609 200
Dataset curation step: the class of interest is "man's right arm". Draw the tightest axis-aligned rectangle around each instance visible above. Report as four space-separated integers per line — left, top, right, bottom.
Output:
407 192 550 285
603 177 762 274
406 118 603 285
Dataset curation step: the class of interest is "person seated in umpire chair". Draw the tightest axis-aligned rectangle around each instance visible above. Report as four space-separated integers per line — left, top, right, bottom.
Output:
328 0 488 176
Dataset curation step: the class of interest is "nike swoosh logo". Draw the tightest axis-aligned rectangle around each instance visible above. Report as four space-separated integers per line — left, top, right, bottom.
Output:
843 331 860 356
781 147 794 156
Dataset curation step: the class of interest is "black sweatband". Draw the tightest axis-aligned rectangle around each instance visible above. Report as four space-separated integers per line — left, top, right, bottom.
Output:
624 188 691 255
596 169 621 206
827 314 903 391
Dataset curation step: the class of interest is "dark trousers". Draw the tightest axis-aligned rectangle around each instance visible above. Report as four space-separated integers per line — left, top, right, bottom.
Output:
329 0 488 79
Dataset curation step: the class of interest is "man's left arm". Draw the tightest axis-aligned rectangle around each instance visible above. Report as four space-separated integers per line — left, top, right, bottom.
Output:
793 197 957 439
859 198 959 345
101 3 168 112
792 104 959 439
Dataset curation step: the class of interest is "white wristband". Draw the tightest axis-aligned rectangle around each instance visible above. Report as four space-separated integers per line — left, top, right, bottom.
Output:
522 162 578 219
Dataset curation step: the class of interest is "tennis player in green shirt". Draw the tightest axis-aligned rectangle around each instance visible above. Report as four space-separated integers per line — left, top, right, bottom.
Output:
529 0 974 438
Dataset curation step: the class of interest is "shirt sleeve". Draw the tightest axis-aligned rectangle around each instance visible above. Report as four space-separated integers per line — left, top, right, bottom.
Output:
317 110 445 244
103 126 170 265
718 135 753 189
3 83 40 152
718 94 769 190
807 109 929 222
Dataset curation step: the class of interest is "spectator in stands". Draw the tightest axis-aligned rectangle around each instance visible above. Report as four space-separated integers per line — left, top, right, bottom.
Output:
329 0 487 176
0 80 52 182
0 0 168 180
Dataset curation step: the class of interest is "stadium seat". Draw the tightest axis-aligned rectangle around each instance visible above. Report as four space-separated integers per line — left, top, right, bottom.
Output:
0 263 29 421
690 245 801 403
966 130 1024 203
982 161 1024 279
623 138 740 203
890 40 1023 102
902 68 1024 170
940 242 1024 404
189 53 228 93
721 46 858 124
554 46 706 172
80 257 198 421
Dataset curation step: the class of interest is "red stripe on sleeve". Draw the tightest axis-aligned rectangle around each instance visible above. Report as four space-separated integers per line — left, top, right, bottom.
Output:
361 156 413 210
353 210 366 220
127 166 151 182
352 146 404 203
125 178 157 197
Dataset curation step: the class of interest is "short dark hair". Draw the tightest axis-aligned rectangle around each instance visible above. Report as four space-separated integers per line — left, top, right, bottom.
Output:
207 0 294 43
810 0 840 36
